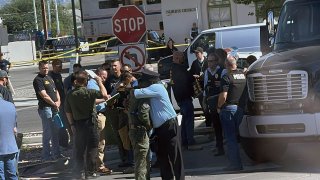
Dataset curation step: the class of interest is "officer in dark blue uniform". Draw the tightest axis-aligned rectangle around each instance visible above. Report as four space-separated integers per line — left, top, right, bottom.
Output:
217 52 246 171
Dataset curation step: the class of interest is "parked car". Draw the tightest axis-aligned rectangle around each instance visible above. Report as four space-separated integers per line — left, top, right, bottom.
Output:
40 36 89 60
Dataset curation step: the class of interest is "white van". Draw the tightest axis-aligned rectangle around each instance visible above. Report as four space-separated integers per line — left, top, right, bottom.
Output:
158 23 267 110
186 23 267 67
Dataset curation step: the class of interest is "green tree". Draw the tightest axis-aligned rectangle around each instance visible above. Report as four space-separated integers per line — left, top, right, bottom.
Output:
233 0 285 20
0 0 73 36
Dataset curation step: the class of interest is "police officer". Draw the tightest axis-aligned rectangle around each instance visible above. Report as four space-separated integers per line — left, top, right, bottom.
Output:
134 68 184 180
127 76 152 180
65 70 109 179
203 49 225 156
217 52 246 171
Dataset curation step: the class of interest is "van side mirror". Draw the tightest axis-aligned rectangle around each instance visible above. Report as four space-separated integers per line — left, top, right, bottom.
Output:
267 10 275 47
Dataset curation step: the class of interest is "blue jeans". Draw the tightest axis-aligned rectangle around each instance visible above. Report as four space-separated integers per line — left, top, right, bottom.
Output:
38 107 60 160
219 105 243 168
0 153 18 180
178 98 195 146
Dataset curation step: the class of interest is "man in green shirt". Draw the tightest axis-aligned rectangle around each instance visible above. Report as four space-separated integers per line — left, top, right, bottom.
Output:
65 70 109 179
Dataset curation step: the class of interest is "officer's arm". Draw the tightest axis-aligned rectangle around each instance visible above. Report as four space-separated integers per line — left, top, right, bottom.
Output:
134 87 158 99
39 90 58 108
217 92 227 109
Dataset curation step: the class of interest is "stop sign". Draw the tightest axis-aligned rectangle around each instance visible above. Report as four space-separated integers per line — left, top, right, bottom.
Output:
112 5 147 44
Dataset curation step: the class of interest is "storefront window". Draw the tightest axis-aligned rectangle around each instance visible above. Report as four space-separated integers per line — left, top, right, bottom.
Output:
208 0 232 28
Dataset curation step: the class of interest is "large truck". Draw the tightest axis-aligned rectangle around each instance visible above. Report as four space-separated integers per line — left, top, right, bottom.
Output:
240 0 320 162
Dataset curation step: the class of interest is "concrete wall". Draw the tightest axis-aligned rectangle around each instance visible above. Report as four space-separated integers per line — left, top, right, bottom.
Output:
1 41 36 65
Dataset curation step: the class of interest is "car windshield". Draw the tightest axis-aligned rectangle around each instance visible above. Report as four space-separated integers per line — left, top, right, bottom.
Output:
275 1 320 50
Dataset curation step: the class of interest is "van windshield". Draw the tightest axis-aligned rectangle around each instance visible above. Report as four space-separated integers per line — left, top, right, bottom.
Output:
275 1 320 51
191 32 215 52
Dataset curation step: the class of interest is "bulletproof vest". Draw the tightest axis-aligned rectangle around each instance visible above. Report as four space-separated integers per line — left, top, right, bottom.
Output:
225 69 246 105
205 67 223 96
191 27 198 38
128 94 152 130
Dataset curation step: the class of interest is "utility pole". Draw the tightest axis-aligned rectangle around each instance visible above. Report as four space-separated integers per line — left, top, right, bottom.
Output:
41 0 48 39
71 0 80 63
33 0 39 30
54 0 60 36
47 0 52 36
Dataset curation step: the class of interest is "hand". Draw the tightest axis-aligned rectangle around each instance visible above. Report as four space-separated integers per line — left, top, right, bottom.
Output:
94 76 102 83
217 108 221 114
193 75 200 79
55 101 61 108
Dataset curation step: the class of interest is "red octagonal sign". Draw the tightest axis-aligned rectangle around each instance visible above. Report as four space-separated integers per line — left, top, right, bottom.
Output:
112 5 147 44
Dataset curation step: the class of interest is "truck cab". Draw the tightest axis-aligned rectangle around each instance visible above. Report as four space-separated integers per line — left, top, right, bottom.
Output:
240 0 320 162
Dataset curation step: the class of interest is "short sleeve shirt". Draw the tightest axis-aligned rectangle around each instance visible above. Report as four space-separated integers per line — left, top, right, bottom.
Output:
0 85 14 103
49 71 65 102
0 59 11 71
65 86 103 121
33 74 58 108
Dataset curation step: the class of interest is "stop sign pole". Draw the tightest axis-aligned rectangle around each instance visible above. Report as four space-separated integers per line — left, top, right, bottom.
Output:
112 5 147 44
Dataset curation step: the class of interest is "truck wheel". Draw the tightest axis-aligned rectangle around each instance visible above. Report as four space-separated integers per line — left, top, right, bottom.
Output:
241 138 288 163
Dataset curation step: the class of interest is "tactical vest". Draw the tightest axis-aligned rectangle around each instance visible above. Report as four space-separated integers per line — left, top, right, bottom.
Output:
225 69 246 105
205 67 223 97
128 94 152 131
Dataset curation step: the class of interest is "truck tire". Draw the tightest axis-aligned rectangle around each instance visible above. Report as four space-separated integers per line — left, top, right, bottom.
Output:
241 138 288 163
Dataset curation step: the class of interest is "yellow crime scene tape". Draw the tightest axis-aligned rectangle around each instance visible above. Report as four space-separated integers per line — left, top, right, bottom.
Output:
11 37 189 66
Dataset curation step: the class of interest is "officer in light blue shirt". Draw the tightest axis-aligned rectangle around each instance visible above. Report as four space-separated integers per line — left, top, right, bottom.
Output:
134 68 184 180
0 93 18 180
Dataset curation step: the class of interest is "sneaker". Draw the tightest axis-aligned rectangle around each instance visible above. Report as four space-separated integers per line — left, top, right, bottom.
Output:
85 172 99 179
72 172 85 180
97 167 112 175
123 166 134 174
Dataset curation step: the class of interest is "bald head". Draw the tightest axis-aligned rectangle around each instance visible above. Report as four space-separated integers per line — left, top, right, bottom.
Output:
225 55 237 70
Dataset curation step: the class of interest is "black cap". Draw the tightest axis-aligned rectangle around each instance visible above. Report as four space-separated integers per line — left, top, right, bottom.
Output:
139 67 160 81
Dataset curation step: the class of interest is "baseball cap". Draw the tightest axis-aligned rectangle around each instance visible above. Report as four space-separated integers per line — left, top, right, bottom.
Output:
194 47 204 54
139 66 160 81
0 70 8 78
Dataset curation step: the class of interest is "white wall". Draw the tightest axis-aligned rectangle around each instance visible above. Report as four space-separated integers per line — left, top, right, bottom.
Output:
162 0 257 44
162 0 201 44
2 41 37 64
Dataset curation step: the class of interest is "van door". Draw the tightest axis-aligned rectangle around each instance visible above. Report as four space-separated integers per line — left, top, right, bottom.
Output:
187 32 216 68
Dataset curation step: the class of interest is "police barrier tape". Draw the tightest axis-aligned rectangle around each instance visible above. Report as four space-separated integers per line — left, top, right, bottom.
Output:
11 38 189 66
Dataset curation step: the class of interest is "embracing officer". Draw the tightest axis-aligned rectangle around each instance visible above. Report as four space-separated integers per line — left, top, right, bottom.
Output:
124 70 152 180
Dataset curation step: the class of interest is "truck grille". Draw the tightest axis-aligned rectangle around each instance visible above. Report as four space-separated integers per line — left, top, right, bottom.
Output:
247 70 308 102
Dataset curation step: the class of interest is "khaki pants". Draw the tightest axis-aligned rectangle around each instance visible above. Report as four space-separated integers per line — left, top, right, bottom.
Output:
96 113 106 169
118 125 131 150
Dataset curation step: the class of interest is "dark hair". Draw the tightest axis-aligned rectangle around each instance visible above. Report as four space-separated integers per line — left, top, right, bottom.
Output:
120 71 133 82
215 48 227 67
73 63 82 68
74 70 88 87
206 47 216 57
95 67 107 75
39 60 49 67
246 55 257 65
52 59 62 66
